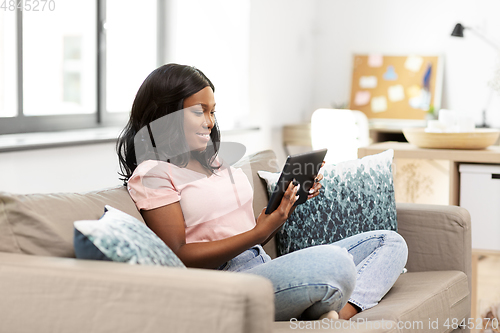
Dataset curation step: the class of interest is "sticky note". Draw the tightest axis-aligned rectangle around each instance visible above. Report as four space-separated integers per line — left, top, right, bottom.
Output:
409 90 430 110
359 76 377 89
371 96 387 113
368 54 383 67
383 66 398 80
354 91 371 106
409 96 421 109
388 85 405 102
407 85 421 98
405 56 423 72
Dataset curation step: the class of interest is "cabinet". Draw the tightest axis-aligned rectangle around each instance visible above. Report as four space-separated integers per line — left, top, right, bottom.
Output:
460 164 500 251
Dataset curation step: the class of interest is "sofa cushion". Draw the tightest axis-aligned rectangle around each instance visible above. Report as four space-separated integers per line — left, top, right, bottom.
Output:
0 186 143 257
353 271 469 333
74 205 185 267
233 149 280 258
272 271 469 333
0 150 278 259
233 149 280 219
259 150 397 256
273 320 399 332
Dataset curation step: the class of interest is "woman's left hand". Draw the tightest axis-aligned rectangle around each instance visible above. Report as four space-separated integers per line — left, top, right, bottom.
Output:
307 161 325 200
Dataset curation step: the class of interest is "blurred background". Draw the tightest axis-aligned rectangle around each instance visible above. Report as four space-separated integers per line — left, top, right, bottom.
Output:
0 0 499 194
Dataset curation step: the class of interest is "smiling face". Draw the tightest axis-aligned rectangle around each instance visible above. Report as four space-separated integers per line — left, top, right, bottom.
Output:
183 86 216 152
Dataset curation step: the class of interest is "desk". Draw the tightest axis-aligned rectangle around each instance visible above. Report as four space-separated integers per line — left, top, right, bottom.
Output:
358 142 500 320
358 142 500 205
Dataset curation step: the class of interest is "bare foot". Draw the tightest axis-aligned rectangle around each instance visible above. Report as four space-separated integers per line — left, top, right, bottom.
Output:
319 310 339 320
338 302 360 320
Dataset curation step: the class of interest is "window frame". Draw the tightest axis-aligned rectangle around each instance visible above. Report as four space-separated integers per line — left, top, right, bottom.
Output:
0 0 164 135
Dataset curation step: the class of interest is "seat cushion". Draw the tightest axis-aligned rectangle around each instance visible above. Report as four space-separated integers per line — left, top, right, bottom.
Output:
353 271 469 333
272 271 468 333
273 320 399 332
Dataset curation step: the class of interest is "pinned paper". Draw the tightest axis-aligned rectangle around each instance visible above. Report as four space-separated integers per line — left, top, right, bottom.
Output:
405 56 423 72
359 76 377 89
388 85 405 102
383 66 398 80
409 90 431 110
407 85 421 98
354 91 371 106
371 96 387 113
368 54 383 67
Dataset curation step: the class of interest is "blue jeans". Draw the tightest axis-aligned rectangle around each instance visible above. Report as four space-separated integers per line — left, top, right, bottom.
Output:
217 230 408 321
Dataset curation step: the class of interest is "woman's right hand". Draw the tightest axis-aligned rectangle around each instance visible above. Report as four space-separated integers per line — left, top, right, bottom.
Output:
254 180 300 243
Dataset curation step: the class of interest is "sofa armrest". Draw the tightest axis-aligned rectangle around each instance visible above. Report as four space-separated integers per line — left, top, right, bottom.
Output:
396 203 471 278
0 252 274 333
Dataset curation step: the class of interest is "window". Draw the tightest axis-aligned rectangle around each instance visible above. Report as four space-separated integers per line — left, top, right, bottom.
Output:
0 8 16 118
23 1 96 116
0 0 159 134
0 0 250 135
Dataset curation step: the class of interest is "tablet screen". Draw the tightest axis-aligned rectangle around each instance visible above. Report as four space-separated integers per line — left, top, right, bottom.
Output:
265 148 327 214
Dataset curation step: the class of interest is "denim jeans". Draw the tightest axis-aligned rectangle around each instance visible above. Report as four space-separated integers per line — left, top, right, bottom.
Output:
218 230 408 321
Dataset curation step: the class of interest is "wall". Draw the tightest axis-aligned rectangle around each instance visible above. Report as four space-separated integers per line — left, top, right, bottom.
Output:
311 0 500 127
0 129 264 194
249 0 318 163
165 0 251 130
248 0 500 163
3 1 500 193
0 143 122 194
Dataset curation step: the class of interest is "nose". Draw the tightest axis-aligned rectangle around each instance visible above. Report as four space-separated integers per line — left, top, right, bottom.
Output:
204 114 214 129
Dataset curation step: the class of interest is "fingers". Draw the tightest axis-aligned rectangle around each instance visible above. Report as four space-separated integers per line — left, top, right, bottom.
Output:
308 182 322 199
308 172 324 199
287 179 300 203
277 179 300 217
315 173 324 182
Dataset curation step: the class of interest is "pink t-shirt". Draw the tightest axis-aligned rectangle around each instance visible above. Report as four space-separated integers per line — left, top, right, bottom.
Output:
127 160 256 244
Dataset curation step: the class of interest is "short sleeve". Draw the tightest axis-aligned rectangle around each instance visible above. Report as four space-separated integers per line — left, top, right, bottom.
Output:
127 160 181 211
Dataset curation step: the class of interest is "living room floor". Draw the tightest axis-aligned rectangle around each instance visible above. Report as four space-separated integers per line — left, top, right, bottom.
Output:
477 255 500 319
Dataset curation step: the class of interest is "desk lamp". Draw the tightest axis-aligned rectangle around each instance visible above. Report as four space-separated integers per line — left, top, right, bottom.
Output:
451 23 500 128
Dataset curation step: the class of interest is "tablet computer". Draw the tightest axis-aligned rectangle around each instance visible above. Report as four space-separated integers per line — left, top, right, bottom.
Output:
265 148 327 214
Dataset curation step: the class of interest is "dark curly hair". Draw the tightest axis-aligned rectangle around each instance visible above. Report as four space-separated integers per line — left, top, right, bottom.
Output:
116 64 221 183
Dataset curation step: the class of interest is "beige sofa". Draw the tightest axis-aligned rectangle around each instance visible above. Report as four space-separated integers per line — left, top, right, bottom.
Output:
0 150 471 333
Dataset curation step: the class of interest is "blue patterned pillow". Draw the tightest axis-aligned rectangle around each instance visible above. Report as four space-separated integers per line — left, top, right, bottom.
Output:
258 149 396 256
74 205 186 268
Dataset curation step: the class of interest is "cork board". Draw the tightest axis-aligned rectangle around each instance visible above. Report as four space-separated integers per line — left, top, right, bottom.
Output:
349 54 443 119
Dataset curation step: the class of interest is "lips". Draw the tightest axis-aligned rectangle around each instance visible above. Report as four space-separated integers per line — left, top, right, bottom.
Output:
196 133 211 142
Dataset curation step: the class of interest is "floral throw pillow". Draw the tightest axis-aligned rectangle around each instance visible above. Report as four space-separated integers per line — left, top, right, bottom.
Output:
258 149 397 256
74 205 185 268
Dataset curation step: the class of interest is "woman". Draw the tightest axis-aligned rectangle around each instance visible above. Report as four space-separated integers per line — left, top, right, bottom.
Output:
117 63 408 321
